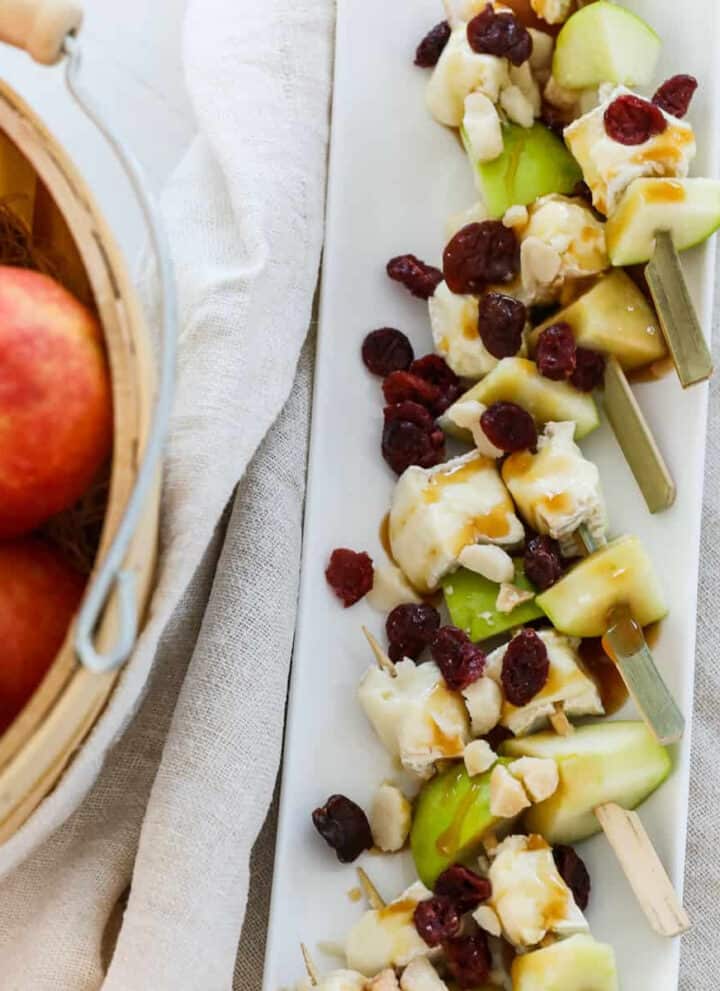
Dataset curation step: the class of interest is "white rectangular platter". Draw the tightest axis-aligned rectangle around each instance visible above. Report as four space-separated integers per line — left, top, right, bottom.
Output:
264 2 720 988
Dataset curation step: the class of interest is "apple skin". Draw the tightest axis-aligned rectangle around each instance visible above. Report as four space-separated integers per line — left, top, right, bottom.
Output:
0 538 85 733
0 267 113 537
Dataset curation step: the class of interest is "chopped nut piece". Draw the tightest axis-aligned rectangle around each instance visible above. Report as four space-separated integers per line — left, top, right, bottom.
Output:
530 0 574 25
458 544 515 584
369 970 401 991
500 84 535 129
400 957 449 991
472 904 503 938
465 739 498 776
463 675 503 736
527 29 554 73
490 764 532 818
496 582 535 614
367 564 422 613
544 75 580 111
520 237 563 298
370 784 413 853
444 400 505 458
502 204 529 232
509 62 541 117
508 756 559 802
464 92 504 164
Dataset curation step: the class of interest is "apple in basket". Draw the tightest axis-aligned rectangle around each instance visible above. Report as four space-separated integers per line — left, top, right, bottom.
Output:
0 266 113 538
0 538 85 733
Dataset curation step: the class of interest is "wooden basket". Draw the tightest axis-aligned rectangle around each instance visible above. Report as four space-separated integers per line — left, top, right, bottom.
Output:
0 1 170 842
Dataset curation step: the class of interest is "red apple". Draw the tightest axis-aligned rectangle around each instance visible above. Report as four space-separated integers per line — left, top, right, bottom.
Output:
0 266 113 538
0 537 85 733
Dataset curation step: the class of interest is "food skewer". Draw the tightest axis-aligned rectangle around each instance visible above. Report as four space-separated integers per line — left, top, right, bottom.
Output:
301 943 319 986
576 524 684 745
357 866 387 910
646 230 714 388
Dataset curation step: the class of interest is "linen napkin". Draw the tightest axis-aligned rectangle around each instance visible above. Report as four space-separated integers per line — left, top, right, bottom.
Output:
0 0 333 988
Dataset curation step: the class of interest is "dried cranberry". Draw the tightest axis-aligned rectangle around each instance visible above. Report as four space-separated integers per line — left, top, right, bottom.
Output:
572 180 593 204
414 20 452 67
387 254 443 300
524 535 564 591
362 328 414 376
604 94 667 146
467 4 532 66
570 347 606 392
431 626 487 691
325 549 374 607
311 795 373 863
478 292 527 359
553 844 591 911
501 629 550 706
481 401 537 453
443 222 520 295
444 930 492 989
484 724 514 750
410 353 463 414
652 74 698 119
386 603 441 662
383 370 441 409
382 402 446 475
536 322 577 381
435 865 492 913
414 895 461 948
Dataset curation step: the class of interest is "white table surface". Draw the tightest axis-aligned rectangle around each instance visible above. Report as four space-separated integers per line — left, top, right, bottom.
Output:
0 0 194 268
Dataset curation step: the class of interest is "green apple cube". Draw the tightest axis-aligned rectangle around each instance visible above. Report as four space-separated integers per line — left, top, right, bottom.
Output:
462 121 582 219
530 270 667 371
606 178 720 266
442 561 544 643
536 535 668 638
442 358 600 442
512 934 619 991
553 2 661 90
501 720 671 844
410 761 511 887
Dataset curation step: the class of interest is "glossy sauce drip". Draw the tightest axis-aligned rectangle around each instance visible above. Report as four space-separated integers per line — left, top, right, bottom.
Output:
423 457 493 503
379 512 395 563
642 178 687 203
379 898 416 921
578 638 629 716
436 785 480 857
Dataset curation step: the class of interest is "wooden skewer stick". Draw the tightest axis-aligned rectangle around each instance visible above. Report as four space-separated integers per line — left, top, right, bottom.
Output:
301 943 319 986
362 626 397 677
646 230 713 389
594 802 690 937
577 525 684 746
357 866 387 910
549 703 574 736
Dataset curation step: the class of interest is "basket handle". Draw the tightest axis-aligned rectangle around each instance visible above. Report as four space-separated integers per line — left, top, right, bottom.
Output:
0 0 82 65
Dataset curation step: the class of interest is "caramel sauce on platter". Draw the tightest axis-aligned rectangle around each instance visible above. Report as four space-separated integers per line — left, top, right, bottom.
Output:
578 637 629 716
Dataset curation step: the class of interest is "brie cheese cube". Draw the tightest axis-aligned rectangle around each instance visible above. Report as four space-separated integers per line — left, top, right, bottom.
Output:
429 281 498 379
359 660 470 778
370 784 413 853
565 85 696 216
296 971 368 991
400 957 448 991
462 674 504 737
485 628 604 736
501 421 608 544
427 26 510 127
463 92 504 163
346 882 438 975
489 834 589 948
520 195 608 303
389 451 525 593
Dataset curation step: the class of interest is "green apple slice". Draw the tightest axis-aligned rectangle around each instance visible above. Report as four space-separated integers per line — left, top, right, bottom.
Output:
443 561 544 642
536 535 668 638
501 720 671 843
462 121 582 219
529 271 667 371
606 177 720 266
553 1 661 90
442 358 600 441
410 761 511 887
512 934 619 991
